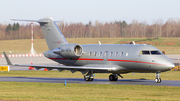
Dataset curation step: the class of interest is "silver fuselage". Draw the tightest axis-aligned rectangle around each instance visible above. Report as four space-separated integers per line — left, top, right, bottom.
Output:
43 44 174 73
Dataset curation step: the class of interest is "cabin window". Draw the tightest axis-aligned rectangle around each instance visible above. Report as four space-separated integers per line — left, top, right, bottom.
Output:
126 52 128 56
110 52 113 56
141 51 150 55
120 52 123 57
99 52 102 56
89 52 92 56
104 51 108 56
115 52 118 57
94 52 97 56
151 51 162 55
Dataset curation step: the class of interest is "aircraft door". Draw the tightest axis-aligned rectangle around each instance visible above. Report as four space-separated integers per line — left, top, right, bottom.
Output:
103 51 108 61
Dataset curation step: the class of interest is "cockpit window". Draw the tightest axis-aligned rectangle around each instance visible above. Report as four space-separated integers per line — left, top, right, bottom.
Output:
141 50 162 55
142 51 150 55
151 51 162 55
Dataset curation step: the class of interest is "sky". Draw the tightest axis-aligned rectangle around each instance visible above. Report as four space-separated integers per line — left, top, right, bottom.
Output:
1 0 180 25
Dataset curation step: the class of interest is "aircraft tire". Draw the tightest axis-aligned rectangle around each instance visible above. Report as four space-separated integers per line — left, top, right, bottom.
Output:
158 78 161 83
84 76 94 81
84 76 90 81
155 78 161 83
109 74 118 81
114 77 118 81
109 75 114 81
89 78 94 81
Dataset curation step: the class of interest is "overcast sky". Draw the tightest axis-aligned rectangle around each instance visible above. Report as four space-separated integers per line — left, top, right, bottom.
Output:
1 0 180 25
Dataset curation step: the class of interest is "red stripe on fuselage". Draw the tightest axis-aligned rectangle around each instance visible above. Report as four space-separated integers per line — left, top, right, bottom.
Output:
73 58 104 61
49 58 103 61
49 58 166 66
107 59 166 66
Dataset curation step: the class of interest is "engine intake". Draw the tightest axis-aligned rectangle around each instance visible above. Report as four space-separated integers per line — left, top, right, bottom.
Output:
53 44 83 58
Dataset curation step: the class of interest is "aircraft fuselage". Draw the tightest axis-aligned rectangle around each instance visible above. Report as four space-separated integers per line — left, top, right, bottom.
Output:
43 44 174 73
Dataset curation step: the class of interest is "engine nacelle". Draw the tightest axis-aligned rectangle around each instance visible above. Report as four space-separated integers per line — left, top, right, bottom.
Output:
53 44 83 58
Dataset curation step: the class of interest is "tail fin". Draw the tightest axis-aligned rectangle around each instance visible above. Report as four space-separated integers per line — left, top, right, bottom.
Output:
12 17 68 50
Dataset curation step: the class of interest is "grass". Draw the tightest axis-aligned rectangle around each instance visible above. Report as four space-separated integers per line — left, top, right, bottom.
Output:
0 38 180 54
0 68 179 101
0 82 180 101
0 70 180 80
0 38 121 54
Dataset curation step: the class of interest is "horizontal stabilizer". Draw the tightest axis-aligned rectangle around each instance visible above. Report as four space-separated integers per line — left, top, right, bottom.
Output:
11 19 50 23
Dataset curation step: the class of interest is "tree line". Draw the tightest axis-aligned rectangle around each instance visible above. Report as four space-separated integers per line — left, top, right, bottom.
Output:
0 18 180 40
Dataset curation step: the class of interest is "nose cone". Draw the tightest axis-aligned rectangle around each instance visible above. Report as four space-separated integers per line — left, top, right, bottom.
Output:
167 62 175 68
165 60 175 70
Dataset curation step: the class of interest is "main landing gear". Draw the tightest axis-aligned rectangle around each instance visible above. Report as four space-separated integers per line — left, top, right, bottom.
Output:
155 72 161 83
109 73 123 81
84 71 94 81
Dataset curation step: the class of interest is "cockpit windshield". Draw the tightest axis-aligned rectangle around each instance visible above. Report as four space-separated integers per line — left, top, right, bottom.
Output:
142 51 150 55
141 50 162 55
150 51 161 55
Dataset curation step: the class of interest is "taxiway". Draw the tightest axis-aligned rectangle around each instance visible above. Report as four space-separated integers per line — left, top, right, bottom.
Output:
0 76 180 86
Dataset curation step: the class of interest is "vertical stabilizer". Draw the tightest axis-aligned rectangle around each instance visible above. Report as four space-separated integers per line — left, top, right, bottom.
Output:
38 17 68 50
12 17 68 50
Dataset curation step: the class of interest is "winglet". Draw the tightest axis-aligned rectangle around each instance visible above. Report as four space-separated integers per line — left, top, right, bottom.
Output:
3 51 12 65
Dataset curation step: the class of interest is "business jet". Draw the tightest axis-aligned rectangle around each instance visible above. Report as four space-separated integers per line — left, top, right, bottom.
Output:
4 17 175 83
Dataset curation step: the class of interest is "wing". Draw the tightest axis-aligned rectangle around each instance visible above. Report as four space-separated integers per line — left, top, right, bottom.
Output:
15 64 116 71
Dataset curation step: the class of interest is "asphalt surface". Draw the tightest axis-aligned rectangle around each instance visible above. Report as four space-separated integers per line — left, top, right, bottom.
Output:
0 76 180 86
0 55 180 86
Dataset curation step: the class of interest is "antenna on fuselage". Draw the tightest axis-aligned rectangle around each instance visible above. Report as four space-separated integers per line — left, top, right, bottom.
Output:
98 41 101 45
129 41 136 45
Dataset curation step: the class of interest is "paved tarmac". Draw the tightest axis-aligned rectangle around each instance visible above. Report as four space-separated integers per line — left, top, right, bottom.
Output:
0 55 180 86
0 76 180 86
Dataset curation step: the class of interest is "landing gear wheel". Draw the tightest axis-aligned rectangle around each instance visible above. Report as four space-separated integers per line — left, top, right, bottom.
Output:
84 71 94 81
155 72 161 83
155 78 161 83
109 74 118 81
89 78 94 81
158 78 161 83
109 75 114 81
114 77 118 81
84 76 90 81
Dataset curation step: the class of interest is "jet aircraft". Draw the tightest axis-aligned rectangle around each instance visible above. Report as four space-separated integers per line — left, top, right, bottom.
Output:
4 17 175 83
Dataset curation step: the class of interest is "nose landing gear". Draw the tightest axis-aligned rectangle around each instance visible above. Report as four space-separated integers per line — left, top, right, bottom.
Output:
155 72 161 83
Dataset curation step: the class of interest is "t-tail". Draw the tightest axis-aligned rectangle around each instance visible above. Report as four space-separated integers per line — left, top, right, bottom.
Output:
12 17 68 50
